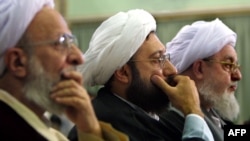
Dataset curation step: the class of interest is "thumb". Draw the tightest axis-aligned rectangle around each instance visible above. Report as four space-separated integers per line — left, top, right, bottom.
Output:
151 75 173 96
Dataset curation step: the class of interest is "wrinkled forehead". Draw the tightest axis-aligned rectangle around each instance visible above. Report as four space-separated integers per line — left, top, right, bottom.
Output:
133 32 165 57
26 6 70 41
212 44 238 61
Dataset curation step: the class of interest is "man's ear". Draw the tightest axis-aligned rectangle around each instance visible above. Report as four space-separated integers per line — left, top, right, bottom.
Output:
192 60 204 79
114 64 131 84
4 48 27 77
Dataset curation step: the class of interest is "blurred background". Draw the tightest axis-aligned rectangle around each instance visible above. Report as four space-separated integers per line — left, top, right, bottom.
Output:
54 0 250 125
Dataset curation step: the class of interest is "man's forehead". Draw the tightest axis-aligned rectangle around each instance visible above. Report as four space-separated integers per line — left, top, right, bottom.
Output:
28 8 68 41
214 44 237 60
139 37 165 54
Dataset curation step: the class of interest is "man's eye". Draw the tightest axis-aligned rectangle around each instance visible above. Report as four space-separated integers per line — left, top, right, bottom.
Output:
150 59 159 63
52 41 61 46
224 63 233 69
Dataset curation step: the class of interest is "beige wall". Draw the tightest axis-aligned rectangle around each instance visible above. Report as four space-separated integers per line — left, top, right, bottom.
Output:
66 0 250 20
54 0 67 17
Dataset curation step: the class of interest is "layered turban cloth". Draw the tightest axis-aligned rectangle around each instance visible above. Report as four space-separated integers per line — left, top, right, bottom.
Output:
0 0 54 75
166 18 237 73
78 9 156 86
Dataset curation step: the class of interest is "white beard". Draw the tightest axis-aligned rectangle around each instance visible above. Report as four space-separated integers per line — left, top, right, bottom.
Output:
23 57 65 115
198 79 240 121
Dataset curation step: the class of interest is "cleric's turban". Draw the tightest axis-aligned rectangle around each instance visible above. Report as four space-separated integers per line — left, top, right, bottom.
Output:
166 18 236 73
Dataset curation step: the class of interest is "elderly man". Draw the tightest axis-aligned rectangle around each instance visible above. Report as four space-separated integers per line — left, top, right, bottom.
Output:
69 9 214 141
161 18 242 141
0 0 128 141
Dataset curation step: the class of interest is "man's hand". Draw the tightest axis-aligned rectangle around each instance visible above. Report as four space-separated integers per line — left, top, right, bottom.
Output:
50 70 102 138
151 75 204 117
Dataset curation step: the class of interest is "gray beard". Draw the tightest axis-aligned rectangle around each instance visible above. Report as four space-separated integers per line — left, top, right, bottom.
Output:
23 57 65 115
198 80 240 122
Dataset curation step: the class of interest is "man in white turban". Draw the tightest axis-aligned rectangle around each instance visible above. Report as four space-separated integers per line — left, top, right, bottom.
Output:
162 18 242 141
0 0 128 140
0 0 54 75
70 9 214 141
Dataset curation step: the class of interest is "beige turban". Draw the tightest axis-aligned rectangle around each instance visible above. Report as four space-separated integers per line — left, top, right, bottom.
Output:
0 0 54 75
78 9 156 86
166 18 237 73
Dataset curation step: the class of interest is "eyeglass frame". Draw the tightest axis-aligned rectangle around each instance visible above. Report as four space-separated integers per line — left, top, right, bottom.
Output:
203 58 240 73
129 53 170 69
22 33 78 50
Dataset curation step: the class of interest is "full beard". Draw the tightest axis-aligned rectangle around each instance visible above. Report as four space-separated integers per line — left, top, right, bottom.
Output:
198 79 240 122
23 57 66 115
126 64 169 114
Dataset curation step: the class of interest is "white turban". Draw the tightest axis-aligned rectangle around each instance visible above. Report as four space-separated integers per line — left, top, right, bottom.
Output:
78 9 156 86
166 18 237 73
0 0 54 75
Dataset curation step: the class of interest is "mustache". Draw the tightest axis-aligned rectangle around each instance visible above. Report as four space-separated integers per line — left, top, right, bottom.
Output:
166 75 177 86
230 82 238 86
60 66 77 80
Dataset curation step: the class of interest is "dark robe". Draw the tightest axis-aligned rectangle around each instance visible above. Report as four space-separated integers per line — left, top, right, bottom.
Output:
0 101 47 141
68 87 205 141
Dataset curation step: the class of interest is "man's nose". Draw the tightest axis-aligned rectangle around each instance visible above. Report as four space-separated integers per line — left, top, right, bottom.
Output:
163 60 178 76
67 46 84 65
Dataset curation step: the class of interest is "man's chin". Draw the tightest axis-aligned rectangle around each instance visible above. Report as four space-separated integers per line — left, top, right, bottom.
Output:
214 93 240 121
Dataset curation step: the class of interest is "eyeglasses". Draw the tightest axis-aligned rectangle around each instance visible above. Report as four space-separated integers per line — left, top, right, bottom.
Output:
25 33 78 50
203 59 240 73
129 53 170 69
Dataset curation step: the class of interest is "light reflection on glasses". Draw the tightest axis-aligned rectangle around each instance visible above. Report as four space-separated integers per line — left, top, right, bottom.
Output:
203 59 240 73
129 53 170 69
26 33 78 50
